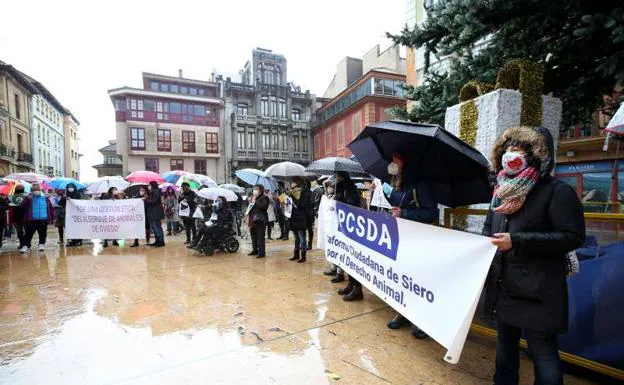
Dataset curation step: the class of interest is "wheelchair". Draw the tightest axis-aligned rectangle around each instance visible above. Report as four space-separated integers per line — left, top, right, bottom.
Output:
195 211 240 256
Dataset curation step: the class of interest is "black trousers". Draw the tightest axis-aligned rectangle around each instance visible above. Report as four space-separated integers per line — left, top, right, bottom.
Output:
15 223 26 247
349 275 362 288
182 216 196 242
306 217 314 247
250 223 266 257
25 220 47 247
0 222 5 247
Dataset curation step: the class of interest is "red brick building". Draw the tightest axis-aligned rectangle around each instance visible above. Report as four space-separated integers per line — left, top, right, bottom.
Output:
313 69 406 159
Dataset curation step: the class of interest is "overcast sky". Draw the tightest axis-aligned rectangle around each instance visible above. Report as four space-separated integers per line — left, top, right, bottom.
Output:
0 0 405 180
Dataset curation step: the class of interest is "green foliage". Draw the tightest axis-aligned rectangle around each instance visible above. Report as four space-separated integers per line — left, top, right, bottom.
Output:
389 0 624 127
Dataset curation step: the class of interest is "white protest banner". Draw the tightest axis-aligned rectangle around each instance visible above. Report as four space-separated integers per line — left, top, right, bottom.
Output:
65 199 146 239
318 196 496 363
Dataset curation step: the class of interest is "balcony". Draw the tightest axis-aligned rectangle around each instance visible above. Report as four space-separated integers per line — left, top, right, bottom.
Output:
292 152 310 161
291 91 311 101
0 144 16 159
262 151 289 160
236 149 257 160
17 152 33 164
235 114 257 126
293 120 310 130
227 82 255 94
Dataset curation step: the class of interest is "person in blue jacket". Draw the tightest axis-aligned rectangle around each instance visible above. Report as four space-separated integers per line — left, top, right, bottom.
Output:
384 153 439 339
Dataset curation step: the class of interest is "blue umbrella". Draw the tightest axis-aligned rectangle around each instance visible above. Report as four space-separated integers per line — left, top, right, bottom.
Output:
235 169 276 190
48 177 86 190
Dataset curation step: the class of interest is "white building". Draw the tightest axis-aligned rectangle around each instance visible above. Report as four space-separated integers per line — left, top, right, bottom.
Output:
27 79 66 177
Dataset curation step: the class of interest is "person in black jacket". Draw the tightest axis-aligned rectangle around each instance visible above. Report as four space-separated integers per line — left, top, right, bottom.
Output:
130 186 151 247
483 126 585 385
63 183 84 247
179 182 197 244
145 181 165 247
333 171 364 301
248 184 269 258
287 177 311 263
0 193 9 249
192 196 230 253
101 187 120 248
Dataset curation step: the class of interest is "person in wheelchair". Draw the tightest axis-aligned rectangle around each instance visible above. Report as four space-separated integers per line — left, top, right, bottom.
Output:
192 196 238 255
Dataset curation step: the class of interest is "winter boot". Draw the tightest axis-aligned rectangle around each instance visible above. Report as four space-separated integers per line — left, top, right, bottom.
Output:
103 241 108 248
112 240 119 246
331 273 345 283
324 265 338 276
387 313 410 329
297 249 307 263
337 281 354 295
343 285 363 301
289 249 299 261
130 239 140 248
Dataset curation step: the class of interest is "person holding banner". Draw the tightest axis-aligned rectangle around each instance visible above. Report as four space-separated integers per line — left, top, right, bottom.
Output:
10 184 27 250
334 171 365 301
20 183 54 253
287 177 311 263
484 126 585 385
179 182 197 245
130 186 151 247
64 183 84 247
382 153 439 338
145 181 165 247
101 187 120 248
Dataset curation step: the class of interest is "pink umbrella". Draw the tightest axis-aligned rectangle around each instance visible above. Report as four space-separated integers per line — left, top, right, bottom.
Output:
126 171 164 184
6 172 50 184
159 182 179 192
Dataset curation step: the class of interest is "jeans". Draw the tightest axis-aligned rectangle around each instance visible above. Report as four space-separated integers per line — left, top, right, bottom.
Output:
25 220 48 247
182 217 196 242
306 217 314 247
150 219 165 245
292 229 306 251
494 321 563 385
250 223 266 257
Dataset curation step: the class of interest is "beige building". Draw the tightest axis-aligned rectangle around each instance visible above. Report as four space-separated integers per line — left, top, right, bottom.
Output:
63 113 81 179
0 63 36 176
108 72 224 179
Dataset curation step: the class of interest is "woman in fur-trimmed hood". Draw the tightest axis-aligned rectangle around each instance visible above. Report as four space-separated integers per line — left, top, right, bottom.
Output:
483 126 585 385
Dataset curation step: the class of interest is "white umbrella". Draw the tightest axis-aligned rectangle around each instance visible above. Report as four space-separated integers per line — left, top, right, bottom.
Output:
86 176 130 194
219 183 245 194
265 161 308 178
197 187 238 202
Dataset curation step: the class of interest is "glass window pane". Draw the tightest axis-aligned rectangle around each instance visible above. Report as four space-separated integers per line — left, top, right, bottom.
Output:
170 84 179 93
160 83 168 92
582 172 612 212
169 103 181 113
181 86 188 94
194 105 205 116
190 88 197 95
144 100 154 112
383 79 394 95
374 78 383 94
151 82 158 91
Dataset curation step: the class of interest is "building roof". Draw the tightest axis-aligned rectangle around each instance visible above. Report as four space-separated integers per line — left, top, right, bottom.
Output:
142 72 219 87
107 87 223 105
99 140 117 153
0 63 39 94
19 72 67 114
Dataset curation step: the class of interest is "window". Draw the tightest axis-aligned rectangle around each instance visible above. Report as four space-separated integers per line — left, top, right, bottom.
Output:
189 88 197 96
280 133 287 150
237 103 248 116
302 135 308 152
275 66 282 86
169 102 181 114
291 109 301 121
170 84 179 93
263 133 270 150
206 133 218 153
352 114 361 138
261 97 269 116
198 88 206 96
247 132 256 149
170 159 184 171
130 127 145 150
314 135 320 158
337 122 345 148
14 94 20 120
157 129 171 151
237 131 246 149
270 97 277 117
272 133 278 151
324 128 331 154
145 158 159 173
129 98 144 118
151 82 159 91
182 131 195 152
160 83 168 92
144 100 154 112
194 105 205 116
156 102 168 120
279 98 286 118
293 134 300 152
180 86 188 94
194 159 207 174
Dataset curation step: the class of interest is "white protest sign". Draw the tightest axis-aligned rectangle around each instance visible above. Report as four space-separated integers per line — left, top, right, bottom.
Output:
65 199 146 239
318 196 496 363
179 199 191 217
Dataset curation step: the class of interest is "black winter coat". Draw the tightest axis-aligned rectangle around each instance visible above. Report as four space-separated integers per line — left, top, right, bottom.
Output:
249 194 269 226
145 189 165 221
482 175 585 333
289 189 311 231
335 179 360 208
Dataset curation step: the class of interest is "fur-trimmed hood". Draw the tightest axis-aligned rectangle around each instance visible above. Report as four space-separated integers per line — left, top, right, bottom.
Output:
491 126 554 176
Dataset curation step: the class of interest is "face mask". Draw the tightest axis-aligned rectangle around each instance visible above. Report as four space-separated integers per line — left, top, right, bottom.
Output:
253 190 260 197
327 187 334 194
502 151 528 175
387 162 400 176
67 188 75 193
33 191 42 196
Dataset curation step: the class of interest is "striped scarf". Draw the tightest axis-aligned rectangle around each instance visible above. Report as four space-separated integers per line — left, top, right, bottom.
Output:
491 167 540 215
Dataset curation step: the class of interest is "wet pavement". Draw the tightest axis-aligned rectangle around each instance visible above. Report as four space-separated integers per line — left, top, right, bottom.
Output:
0 233 596 385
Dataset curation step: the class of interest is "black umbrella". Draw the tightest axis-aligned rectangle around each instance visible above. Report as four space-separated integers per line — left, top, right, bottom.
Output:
305 157 369 177
347 120 492 208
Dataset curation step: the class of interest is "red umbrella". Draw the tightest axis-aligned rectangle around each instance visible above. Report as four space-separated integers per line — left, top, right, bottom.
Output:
125 171 164 184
